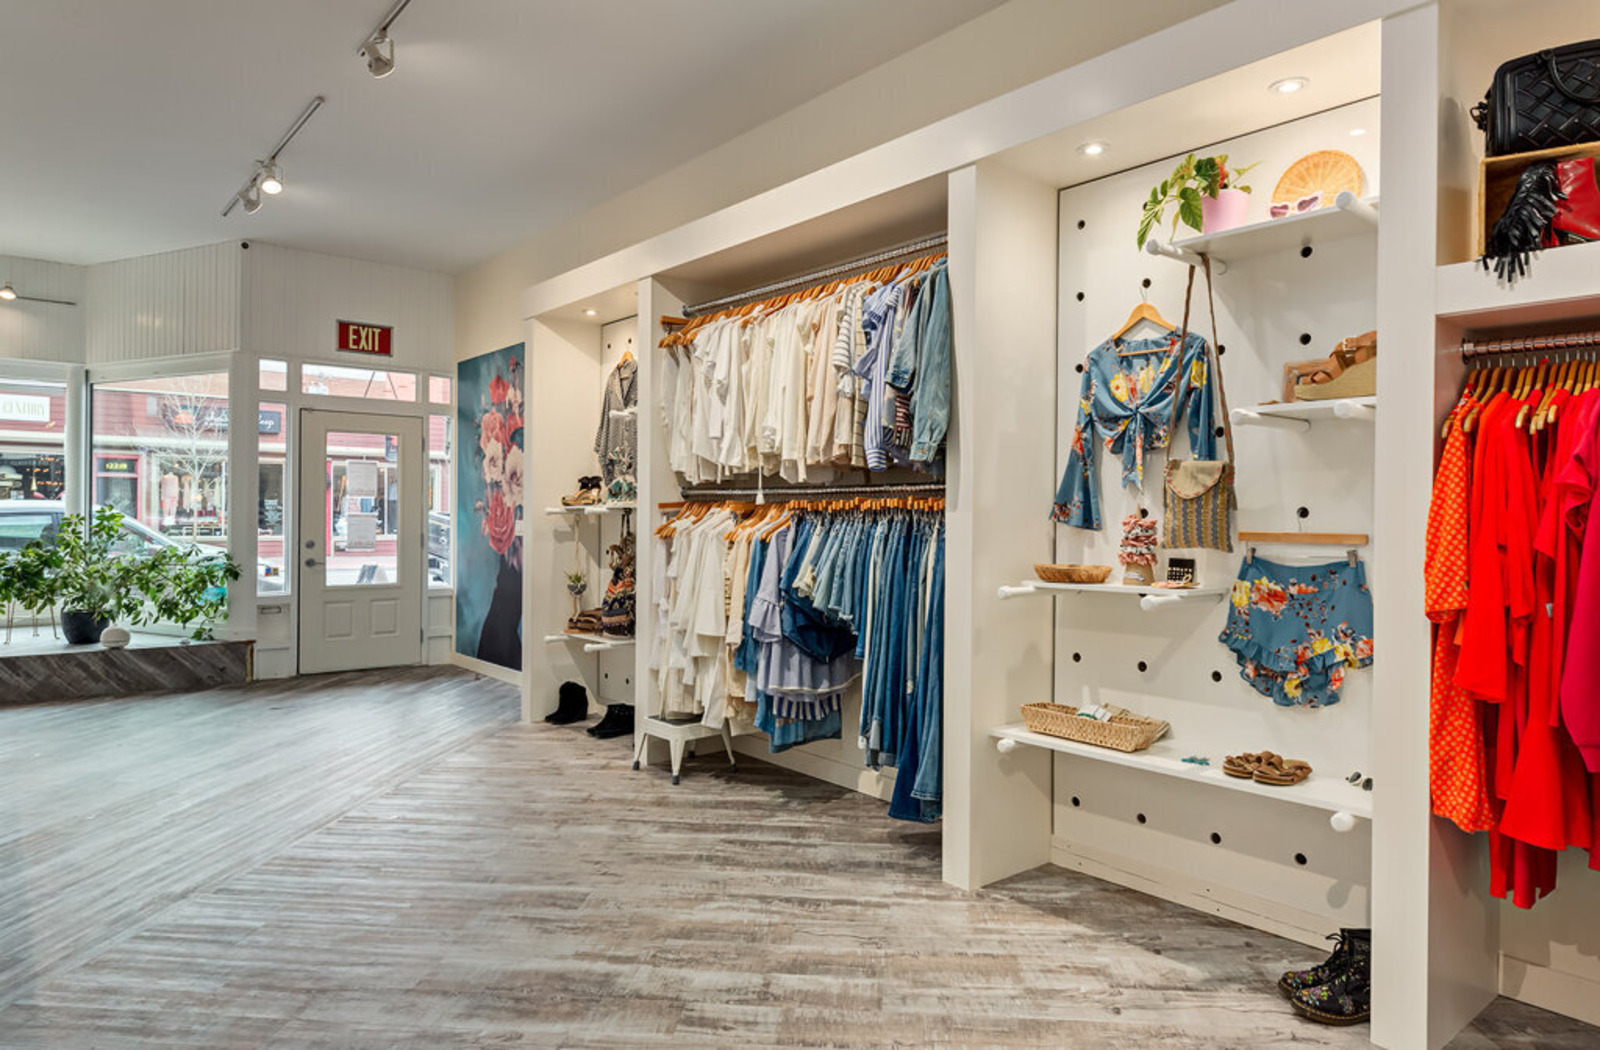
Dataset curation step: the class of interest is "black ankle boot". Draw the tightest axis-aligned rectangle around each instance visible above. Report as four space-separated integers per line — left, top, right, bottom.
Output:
545 681 589 725
588 703 634 739
1288 929 1371 1026
1278 928 1370 997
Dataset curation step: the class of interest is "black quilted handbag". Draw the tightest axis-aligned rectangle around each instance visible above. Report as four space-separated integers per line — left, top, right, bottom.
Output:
1472 40 1600 156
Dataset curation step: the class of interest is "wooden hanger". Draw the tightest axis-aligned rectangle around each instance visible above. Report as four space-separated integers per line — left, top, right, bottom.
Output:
1112 294 1176 349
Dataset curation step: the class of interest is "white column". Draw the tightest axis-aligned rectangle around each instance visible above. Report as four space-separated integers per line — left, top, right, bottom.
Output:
943 160 1058 890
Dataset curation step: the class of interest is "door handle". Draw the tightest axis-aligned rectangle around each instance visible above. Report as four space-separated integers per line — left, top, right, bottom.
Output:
304 558 324 568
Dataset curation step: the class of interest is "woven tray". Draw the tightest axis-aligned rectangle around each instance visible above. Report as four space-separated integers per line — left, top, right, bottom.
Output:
1034 563 1113 585
1020 702 1169 753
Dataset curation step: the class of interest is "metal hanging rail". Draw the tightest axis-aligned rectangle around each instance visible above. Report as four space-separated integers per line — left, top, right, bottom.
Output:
680 233 948 317
1461 329 1600 360
677 481 945 502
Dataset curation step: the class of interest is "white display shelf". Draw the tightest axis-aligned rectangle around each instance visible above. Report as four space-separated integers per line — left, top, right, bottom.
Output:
1436 239 1600 329
1231 396 1375 430
1146 192 1379 270
543 501 637 516
990 723 1372 826
542 631 635 652
997 580 1227 610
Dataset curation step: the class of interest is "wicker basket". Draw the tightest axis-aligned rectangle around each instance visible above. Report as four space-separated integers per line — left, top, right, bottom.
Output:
1034 563 1114 585
1020 702 1169 753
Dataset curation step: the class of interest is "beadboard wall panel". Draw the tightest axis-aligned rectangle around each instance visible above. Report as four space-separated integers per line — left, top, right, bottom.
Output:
0 255 86 363
84 244 241 363
242 242 453 371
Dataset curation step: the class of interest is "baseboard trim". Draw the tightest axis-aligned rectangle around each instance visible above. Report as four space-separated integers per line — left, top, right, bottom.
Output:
450 653 520 687
1501 955 1600 1027
733 736 895 802
1050 839 1337 948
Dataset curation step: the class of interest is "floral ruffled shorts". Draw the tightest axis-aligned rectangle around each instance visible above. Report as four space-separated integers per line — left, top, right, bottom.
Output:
1218 556 1373 708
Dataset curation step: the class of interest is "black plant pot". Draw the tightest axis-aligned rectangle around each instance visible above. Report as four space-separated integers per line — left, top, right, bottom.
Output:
61 610 110 645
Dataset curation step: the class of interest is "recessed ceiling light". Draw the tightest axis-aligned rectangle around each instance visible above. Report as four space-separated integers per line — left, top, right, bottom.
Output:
1078 141 1108 156
0 284 16 301
584 308 598 317
1349 128 1367 137
1270 77 1309 95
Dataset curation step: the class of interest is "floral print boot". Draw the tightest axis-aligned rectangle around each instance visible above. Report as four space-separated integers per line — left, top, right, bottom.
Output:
1287 929 1371 1026
1278 928 1369 997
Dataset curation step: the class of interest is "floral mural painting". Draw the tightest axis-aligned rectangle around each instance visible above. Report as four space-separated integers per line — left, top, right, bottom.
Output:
456 344 524 670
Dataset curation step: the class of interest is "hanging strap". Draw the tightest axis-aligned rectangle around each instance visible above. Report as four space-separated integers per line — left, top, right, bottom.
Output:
1167 254 1231 464
1200 255 1233 465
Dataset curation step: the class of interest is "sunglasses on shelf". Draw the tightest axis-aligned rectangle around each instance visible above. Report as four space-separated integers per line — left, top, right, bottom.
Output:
1268 192 1323 219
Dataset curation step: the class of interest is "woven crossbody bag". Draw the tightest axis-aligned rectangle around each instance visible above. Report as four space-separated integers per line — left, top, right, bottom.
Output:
1161 255 1235 553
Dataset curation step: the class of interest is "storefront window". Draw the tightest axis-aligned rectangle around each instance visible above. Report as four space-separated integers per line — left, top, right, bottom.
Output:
258 401 287 594
429 414 451 586
259 359 288 392
0 379 68 504
90 372 229 551
428 375 452 404
302 363 416 401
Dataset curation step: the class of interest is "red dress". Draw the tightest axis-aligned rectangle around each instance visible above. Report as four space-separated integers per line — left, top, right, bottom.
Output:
1428 403 1494 831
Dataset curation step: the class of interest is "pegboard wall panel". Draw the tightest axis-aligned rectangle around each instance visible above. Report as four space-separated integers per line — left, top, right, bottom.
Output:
1050 99 1380 935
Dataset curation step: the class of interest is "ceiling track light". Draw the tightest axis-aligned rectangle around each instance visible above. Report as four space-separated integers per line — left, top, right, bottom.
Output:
0 282 78 306
221 95 324 218
258 161 283 195
360 0 414 79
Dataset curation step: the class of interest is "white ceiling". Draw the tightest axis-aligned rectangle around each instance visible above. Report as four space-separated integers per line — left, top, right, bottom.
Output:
0 0 1006 273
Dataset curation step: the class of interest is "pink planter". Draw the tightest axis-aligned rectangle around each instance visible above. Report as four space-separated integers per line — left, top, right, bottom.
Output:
1201 188 1251 235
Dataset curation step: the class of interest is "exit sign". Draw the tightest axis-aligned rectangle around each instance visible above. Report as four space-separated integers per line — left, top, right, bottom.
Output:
337 320 393 356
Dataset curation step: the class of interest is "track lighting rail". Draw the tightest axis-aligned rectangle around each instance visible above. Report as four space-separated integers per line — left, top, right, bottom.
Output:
221 95 326 218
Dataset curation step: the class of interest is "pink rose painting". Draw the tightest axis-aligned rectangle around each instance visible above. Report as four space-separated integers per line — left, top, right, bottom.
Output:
456 344 525 670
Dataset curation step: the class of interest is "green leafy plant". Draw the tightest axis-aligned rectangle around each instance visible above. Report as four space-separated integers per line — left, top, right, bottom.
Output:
7 539 63 638
0 506 242 643
144 544 241 640
565 570 588 597
54 508 141 624
1136 153 1260 249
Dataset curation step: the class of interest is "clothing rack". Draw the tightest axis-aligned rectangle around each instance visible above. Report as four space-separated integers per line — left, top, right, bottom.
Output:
679 233 948 318
1461 328 1600 361
676 482 945 503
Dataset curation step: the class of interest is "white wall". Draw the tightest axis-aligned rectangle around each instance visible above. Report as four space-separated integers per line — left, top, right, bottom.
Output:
242 242 452 370
0 254 85 363
454 0 1225 360
85 243 241 363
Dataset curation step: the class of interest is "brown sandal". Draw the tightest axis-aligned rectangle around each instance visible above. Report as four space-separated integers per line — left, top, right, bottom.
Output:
1223 751 1273 779
1253 754 1312 786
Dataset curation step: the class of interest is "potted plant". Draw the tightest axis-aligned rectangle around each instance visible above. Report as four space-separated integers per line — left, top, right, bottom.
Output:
566 569 588 622
52 508 140 644
1137 153 1260 248
8 536 63 640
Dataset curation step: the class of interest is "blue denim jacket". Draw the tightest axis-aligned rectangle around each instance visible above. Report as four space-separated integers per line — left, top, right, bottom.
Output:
888 262 950 463
1052 330 1216 530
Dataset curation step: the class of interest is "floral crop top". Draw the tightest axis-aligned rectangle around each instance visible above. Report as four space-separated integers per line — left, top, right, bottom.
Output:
1051 329 1217 530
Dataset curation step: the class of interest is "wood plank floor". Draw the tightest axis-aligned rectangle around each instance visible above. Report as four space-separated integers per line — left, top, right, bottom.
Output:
0 667 1593 1048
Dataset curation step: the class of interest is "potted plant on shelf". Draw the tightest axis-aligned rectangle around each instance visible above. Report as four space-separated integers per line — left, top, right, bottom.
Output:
1137 153 1260 248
